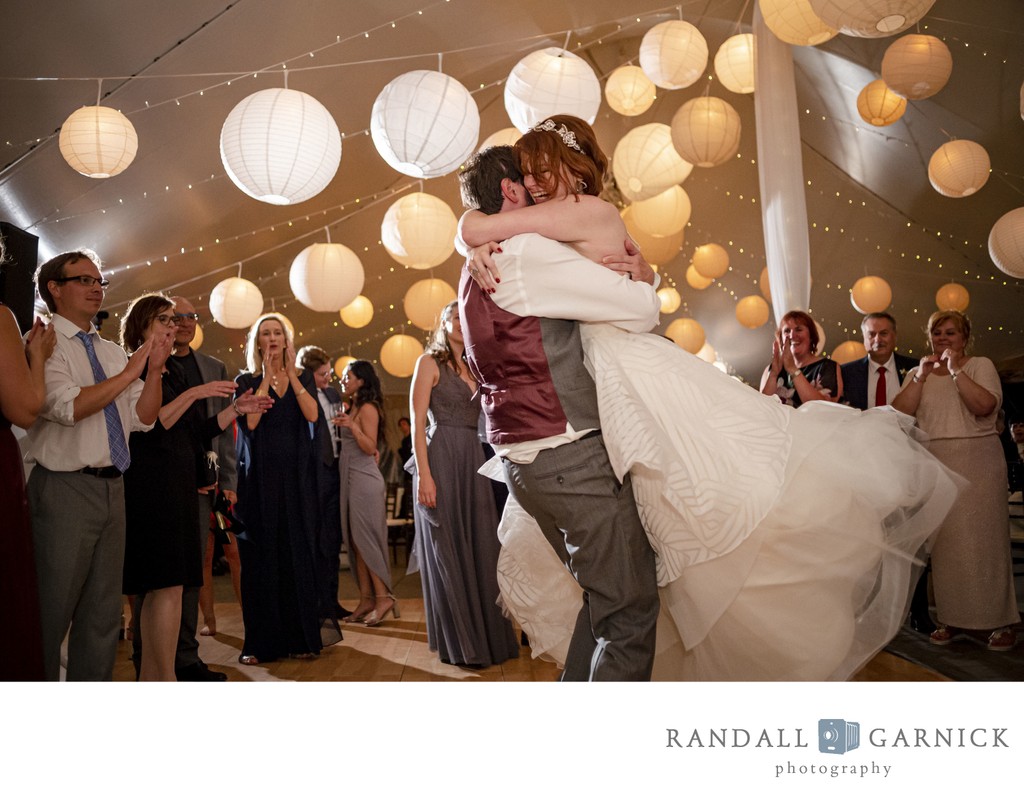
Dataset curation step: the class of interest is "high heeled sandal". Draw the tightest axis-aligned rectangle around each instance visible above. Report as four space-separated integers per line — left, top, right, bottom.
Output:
238 654 260 666
363 595 399 627
341 602 375 624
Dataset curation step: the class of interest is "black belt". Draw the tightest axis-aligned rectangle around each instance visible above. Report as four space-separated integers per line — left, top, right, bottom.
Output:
78 466 122 479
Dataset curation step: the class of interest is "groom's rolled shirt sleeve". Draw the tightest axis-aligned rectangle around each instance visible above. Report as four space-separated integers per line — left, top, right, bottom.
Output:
489 234 661 333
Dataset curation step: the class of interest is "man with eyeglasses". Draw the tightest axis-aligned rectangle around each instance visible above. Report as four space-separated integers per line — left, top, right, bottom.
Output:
26 250 170 680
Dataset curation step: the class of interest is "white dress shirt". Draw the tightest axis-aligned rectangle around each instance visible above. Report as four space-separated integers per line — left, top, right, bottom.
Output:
867 354 898 408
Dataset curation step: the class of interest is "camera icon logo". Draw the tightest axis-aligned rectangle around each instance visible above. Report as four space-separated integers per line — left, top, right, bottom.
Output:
818 719 860 755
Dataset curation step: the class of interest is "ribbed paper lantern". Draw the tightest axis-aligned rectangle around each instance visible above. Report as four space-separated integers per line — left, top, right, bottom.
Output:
371 70 479 179
657 286 682 314
289 243 364 313
612 123 693 202
479 127 521 150
696 342 717 363
334 356 357 378
935 282 970 311
220 88 341 205
990 207 1024 279
621 208 685 266
59 105 139 178
209 278 264 330
928 140 990 198
639 21 708 90
686 264 713 290
630 186 691 237
759 266 772 300
665 317 706 353
404 278 457 330
850 276 893 314
881 35 952 100
670 96 742 168
379 335 422 378
759 0 838 46
380 192 457 269
340 295 374 329
189 323 204 351
605 66 657 117
714 34 756 94
736 295 770 328
831 340 868 364
692 243 730 279
857 79 907 127
504 48 601 133
808 0 936 38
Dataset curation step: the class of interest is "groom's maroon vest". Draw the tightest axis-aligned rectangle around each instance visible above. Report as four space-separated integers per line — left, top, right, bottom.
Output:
458 267 600 446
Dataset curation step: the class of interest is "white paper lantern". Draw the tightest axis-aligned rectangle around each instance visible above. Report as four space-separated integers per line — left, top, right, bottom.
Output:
479 127 521 150
612 123 693 202
736 295 771 328
808 0 937 38
404 278 457 330
504 48 601 133
621 207 685 266
759 0 838 46
686 264 713 290
209 277 264 330
605 66 657 117
882 35 952 100
670 96 742 168
850 276 893 314
220 88 341 205
289 243 364 312
714 34 756 94
692 243 730 279
988 207 1024 279
371 70 479 179
334 355 357 378
696 342 718 363
665 317 706 353
935 282 970 311
379 335 423 378
857 79 907 127
189 323 204 351
340 295 374 329
59 105 138 178
639 21 708 90
831 340 868 364
657 286 682 314
630 186 691 237
759 266 772 300
928 140 990 198
380 192 458 269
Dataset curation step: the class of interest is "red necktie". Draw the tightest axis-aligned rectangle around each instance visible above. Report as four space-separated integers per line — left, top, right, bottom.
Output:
875 366 887 408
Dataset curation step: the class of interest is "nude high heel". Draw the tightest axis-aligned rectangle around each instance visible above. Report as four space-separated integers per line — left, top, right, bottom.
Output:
363 595 399 627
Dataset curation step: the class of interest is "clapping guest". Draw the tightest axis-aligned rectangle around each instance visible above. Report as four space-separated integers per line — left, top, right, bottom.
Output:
760 310 843 407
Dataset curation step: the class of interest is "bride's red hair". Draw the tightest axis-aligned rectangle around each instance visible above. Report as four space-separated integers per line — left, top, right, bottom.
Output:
515 114 607 199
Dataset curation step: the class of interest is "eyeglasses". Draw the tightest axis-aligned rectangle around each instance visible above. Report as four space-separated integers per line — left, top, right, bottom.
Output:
171 313 199 323
153 314 176 327
55 275 110 289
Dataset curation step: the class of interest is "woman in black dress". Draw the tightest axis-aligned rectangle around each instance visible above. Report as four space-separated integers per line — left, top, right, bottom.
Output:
759 309 843 407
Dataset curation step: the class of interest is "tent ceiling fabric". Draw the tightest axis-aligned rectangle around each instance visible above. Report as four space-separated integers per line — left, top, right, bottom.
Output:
1 0 1022 390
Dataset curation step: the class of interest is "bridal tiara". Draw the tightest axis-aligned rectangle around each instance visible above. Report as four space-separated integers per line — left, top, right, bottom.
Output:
531 119 585 154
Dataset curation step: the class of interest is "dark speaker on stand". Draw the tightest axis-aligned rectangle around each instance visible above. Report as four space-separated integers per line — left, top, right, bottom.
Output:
0 222 39 334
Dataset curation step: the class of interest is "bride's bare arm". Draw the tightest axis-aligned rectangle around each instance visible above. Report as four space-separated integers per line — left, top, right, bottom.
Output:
458 196 615 250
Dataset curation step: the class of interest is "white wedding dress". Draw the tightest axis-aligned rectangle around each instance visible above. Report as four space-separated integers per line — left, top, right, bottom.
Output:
493 324 963 681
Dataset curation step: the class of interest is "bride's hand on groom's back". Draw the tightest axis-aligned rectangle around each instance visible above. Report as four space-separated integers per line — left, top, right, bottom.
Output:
466 242 502 294
603 238 655 285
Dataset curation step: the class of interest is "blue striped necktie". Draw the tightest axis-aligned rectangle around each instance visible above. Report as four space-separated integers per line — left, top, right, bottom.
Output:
75 331 131 473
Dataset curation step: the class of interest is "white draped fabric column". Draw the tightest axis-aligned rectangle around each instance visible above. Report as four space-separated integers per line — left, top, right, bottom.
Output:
753 4 811 323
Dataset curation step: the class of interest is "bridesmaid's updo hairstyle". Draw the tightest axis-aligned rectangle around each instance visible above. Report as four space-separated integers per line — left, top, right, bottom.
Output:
121 293 174 353
515 114 607 200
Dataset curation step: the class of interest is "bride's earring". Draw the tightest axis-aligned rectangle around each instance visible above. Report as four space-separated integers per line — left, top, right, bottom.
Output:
576 180 588 193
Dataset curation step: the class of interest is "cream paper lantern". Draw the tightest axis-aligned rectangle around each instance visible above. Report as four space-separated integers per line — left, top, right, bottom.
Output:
665 317 706 353
334 356 357 378
209 277 264 330
759 266 772 300
479 127 520 150
691 243 730 279
759 0 838 46
380 192 457 269
935 282 970 311
808 0 936 38
881 35 952 100
857 79 907 127
736 295 770 328
59 105 139 178
289 243 364 313
372 71 480 180
686 264 713 290
928 140 990 198
831 340 868 364
621 208 685 266
850 276 893 314
605 65 657 117
657 286 682 314
220 88 341 205
638 20 708 90
379 335 423 378
696 342 717 363
988 207 1024 279
340 295 374 329
612 123 693 202
404 278 457 331
814 319 827 352
670 96 742 168
714 34 756 95
504 48 601 133
189 323 204 351
630 186 691 237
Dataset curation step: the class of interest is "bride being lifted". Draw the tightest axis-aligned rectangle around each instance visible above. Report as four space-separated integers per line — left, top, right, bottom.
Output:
457 114 961 681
